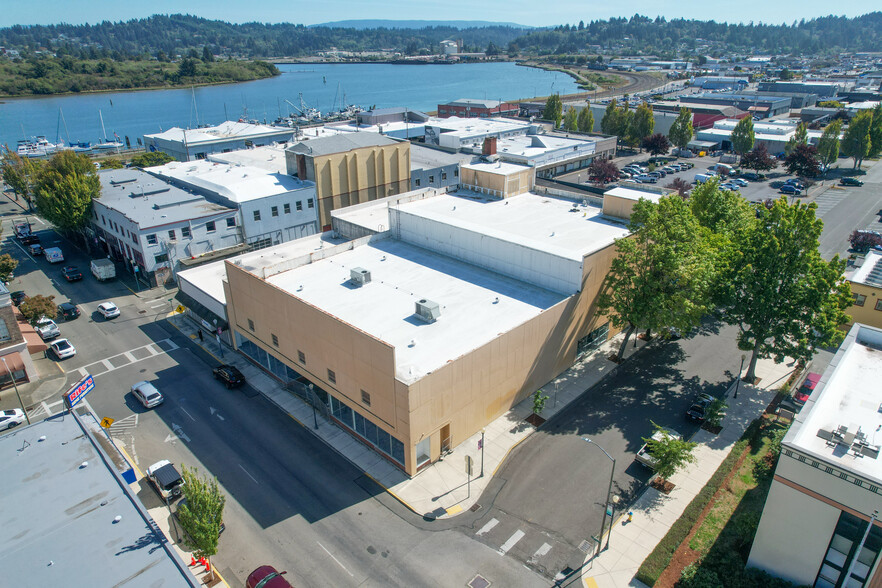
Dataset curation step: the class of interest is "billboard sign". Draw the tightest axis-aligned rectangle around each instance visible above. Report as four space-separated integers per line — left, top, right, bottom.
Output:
65 374 95 408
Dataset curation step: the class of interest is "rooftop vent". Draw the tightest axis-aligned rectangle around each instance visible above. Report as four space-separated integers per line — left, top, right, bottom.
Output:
415 299 441 323
350 267 371 287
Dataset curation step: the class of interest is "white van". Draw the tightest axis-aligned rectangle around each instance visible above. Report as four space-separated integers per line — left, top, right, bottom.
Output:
44 247 64 263
693 173 714 184
710 163 733 175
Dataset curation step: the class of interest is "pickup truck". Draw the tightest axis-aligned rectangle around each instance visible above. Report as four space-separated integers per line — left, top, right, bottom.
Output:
145 460 185 503
35 318 60 341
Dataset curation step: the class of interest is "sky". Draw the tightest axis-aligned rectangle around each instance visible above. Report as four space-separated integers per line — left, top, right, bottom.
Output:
0 0 874 28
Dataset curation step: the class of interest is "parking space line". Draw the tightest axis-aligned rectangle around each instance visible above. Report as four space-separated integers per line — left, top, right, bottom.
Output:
498 530 525 556
123 352 136 362
317 542 354 577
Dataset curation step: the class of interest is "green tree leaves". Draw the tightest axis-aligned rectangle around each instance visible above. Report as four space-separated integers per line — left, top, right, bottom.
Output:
841 109 872 169
177 466 225 580
644 422 697 482
816 120 842 175
577 106 594 133
34 151 100 234
542 94 563 128
729 117 755 160
668 108 694 151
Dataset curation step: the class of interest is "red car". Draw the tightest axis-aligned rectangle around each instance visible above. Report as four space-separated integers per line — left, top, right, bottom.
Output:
246 566 294 588
794 372 821 404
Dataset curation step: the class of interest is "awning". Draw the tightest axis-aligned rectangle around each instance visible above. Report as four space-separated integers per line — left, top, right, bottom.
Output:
747 106 770 113
0 352 26 375
174 290 229 332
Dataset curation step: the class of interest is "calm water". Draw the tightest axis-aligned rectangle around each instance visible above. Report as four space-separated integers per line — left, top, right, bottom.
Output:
0 62 578 149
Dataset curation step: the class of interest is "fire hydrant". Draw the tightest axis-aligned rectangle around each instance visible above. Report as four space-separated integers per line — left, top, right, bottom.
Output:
627 511 634 523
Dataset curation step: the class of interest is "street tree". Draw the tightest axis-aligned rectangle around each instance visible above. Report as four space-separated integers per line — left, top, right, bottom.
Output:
1 150 43 208
719 198 851 383
784 143 821 178
543 94 563 128
177 466 226 582
849 230 882 253
841 109 873 169
532 389 549 416
816 120 842 176
730 117 755 161
784 122 808 156
19 294 57 325
642 133 671 156
668 108 694 152
563 107 578 132
577 106 594 133
600 99 621 136
620 108 637 147
587 157 619 185
740 144 778 173
598 195 713 360
0 254 18 283
99 158 125 169
665 177 691 198
631 103 655 149
869 104 882 159
644 421 697 484
34 151 100 245
131 151 174 168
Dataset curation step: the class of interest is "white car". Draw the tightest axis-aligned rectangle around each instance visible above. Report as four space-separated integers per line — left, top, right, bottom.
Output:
730 178 749 187
131 381 164 409
636 427 684 469
97 301 120 319
0 409 26 431
35 318 60 341
49 338 76 359
635 174 658 183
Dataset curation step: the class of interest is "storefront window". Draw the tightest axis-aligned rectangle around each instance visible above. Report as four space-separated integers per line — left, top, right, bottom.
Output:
416 438 431 468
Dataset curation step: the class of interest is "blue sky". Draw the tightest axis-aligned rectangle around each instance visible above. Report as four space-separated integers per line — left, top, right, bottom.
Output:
0 0 873 28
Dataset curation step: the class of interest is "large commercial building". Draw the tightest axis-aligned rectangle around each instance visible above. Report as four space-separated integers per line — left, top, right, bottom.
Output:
748 323 882 588
221 165 628 476
685 92 791 119
144 121 297 162
696 119 824 155
437 99 519 119
286 133 411 231
423 117 531 150
845 251 882 329
758 80 840 98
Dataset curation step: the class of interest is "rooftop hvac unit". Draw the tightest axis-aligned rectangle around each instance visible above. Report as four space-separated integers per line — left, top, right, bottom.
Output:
414 299 441 323
350 267 371 287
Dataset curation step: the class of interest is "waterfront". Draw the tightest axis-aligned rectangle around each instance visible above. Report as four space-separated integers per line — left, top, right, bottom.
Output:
0 62 579 150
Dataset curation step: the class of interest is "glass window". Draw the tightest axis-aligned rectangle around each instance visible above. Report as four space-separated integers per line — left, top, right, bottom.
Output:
226 217 236 227
271 206 279 217
146 234 157 245
154 253 168 264
354 412 366 437
578 323 610 355
364 419 378 446
101 215 106 226
375 429 391 455
415 178 421 187
327 369 336 384
205 221 216 233
307 198 314 208
182 226 191 238
442 172 447 180
429 175 434 183
168 229 176 240
284 203 291 214
337 402 354 429
247 319 254 331
391 437 405 465
296 201 303 211
854 294 866 307
875 299 882 311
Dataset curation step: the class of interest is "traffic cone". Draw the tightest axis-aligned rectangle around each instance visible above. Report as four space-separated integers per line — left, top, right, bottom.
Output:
199 557 207 568
204 560 211 573
189 555 197 566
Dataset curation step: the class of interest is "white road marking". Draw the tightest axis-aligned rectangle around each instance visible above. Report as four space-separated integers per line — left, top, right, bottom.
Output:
108 414 138 432
179 407 196 422
148 302 166 309
76 338 179 379
101 359 114 371
171 423 191 443
317 542 354 577
532 543 552 559
476 518 499 536
498 530 525 556
123 352 136 362
165 433 179 443
238 464 259 485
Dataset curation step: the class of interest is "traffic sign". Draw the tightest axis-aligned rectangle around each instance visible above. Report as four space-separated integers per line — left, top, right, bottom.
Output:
175 305 186 314
100 417 115 428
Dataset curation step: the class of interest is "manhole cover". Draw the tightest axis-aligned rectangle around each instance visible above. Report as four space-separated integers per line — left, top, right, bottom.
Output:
578 540 593 553
469 503 482 512
468 575 490 588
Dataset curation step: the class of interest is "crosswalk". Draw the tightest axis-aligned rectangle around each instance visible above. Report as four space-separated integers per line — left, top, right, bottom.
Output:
470 516 576 576
75 338 179 380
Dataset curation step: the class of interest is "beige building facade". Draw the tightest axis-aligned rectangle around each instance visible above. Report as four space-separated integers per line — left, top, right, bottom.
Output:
846 251 882 329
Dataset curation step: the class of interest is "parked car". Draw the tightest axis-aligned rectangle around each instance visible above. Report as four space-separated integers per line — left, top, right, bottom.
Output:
730 178 748 187
720 182 741 191
661 166 677 173
740 172 762 181
145 460 184 502
131 381 164 409
27 243 43 256
0 408 26 431
35 318 60 341
58 302 80 320
636 427 684 469
794 372 822 405
777 396 802 416
212 364 245 389
246 566 294 588
779 184 801 195
686 393 716 422
618 171 632 179
784 179 806 189
97 301 120 319
10 291 27 306
49 338 76 360
635 174 657 183
840 177 864 187
61 266 83 282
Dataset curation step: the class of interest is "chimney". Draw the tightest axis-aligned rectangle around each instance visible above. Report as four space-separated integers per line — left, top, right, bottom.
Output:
482 136 497 156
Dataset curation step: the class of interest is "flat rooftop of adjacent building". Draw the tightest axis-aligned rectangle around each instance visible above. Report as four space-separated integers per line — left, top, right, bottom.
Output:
410 144 474 169
494 133 596 158
0 413 196 586
144 120 295 144
605 186 664 202
98 169 234 228
443 99 513 108
287 132 399 156
149 160 314 203
207 145 288 174
427 116 529 137
848 250 882 287
787 323 882 485
461 160 531 176
264 236 566 384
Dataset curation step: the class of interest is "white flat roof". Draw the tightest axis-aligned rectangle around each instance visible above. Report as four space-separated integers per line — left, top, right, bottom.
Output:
207 145 288 174
400 191 630 261
145 120 294 144
495 134 595 158
428 116 529 137
605 186 663 202
849 250 882 286
150 160 314 203
177 259 230 306
788 324 882 484
462 161 531 176
265 238 566 384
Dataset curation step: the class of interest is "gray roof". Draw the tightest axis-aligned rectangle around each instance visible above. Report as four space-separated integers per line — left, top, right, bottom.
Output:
98 169 235 229
287 133 399 156
410 144 475 170
0 412 198 587
444 99 512 109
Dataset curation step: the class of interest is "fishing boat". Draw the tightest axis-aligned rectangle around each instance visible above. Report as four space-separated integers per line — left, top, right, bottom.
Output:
92 110 123 151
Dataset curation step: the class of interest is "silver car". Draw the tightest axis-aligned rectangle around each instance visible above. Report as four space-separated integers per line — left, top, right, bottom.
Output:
132 381 164 409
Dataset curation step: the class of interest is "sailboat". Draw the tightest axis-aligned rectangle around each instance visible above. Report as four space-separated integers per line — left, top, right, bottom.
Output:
59 108 91 152
92 110 123 151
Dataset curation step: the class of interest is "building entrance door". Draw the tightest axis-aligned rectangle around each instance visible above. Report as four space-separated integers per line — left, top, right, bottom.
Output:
440 424 451 455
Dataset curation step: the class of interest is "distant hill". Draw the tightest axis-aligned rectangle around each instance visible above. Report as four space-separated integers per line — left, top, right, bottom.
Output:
311 20 533 30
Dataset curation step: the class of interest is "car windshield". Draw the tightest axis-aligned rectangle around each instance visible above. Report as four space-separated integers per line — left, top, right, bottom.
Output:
55 341 71 350
147 393 161 401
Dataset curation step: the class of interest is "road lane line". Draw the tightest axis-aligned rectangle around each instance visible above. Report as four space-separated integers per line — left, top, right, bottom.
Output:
498 530 525 555
238 464 259 485
317 542 354 577
476 518 499 536
179 407 196 422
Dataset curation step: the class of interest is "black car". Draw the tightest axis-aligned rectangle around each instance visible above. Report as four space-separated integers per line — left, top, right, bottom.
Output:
685 393 715 422
58 302 80 320
10 291 27 306
61 266 83 281
840 177 864 187
212 364 245 388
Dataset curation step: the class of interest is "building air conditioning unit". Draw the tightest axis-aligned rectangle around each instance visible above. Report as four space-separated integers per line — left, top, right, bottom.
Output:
414 299 441 323
350 267 371 287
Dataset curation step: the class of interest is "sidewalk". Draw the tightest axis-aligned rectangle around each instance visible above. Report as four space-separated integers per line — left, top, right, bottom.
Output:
581 357 797 588
167 313 650 517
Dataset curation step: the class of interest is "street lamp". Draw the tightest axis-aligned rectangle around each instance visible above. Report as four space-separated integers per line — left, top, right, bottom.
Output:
309 383 318 429
583 438 616 555
735 354 746 399
1 356 30 424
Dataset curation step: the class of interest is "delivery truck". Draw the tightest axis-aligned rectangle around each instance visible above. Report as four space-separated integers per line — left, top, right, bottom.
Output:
91 258 116 281
44 247 64 263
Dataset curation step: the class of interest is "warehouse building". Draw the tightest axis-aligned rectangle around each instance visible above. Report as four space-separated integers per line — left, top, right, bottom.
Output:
144 121 297 162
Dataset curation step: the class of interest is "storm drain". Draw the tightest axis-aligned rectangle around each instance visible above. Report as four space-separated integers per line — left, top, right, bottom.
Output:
468 574 490 588
469 503 482 512
578 540 593 553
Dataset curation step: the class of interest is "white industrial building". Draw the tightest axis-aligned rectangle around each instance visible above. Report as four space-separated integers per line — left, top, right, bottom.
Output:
423 117 531 150
696 119 825 155
143 121 297 162
748 323 882 587
147 160 318 248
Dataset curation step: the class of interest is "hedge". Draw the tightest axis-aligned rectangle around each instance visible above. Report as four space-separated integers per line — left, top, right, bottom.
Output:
635 418 763 586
